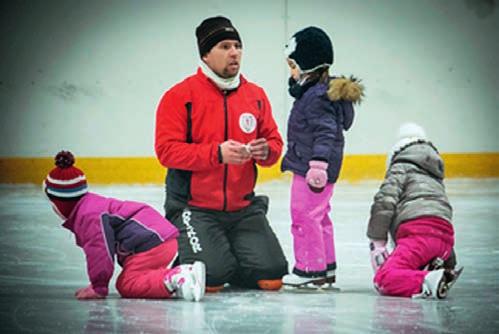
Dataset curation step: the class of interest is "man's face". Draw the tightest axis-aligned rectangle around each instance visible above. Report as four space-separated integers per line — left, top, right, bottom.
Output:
202 39 242 78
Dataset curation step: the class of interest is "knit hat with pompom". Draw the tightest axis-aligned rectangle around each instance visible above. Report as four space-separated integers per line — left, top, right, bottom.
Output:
44 151 88 219
386 123 428 168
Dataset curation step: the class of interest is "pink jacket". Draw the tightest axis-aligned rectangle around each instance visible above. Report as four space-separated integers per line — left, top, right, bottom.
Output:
62 193 178 296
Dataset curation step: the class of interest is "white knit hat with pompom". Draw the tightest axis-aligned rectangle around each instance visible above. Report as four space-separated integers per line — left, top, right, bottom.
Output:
386 122 427 168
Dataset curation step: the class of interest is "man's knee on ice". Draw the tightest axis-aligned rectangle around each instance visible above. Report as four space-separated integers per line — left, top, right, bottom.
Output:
206 262 237 286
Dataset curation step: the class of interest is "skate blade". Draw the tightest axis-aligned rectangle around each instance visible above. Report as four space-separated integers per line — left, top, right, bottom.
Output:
320 284 340 292
283 282 322 291
445 266 464 290
283 283 340 293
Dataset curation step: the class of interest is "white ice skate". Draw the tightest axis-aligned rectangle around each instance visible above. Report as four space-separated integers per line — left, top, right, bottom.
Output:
412 267 463 299
164 261 206 302
282 273 326 290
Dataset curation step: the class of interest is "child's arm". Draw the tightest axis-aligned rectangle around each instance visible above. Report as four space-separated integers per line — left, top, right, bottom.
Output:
75 285 105 300
367 169 406 241
369 240 389 273
366 171 405 273
307 96 337 162
76 216 115 299
303 96 338 191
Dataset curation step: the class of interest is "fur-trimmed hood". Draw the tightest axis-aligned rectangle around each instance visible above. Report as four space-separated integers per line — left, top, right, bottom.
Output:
327 76 364 104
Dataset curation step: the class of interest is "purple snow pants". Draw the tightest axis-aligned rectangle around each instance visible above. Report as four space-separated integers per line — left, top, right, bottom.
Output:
374 217 454 297
290 174 336 276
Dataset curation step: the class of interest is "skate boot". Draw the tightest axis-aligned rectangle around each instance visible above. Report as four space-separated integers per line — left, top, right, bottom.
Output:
443 266 464 292
412 269 445 299
322 269 338 290
164 261 206 302
325 269 336 284
412 269 447 299
422 257 444 271
282 273 326 289
412 266 464 299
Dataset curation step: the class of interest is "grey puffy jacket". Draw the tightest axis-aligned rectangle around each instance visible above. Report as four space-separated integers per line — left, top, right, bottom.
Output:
367 140 453 241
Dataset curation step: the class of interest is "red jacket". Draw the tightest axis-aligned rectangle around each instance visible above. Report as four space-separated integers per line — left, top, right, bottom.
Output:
155 68 283 211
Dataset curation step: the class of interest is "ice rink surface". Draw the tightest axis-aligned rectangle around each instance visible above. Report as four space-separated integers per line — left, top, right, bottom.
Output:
1 179 498 333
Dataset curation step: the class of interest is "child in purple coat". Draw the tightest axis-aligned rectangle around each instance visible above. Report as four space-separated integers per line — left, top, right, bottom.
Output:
44 151 205 301
281 27 363 287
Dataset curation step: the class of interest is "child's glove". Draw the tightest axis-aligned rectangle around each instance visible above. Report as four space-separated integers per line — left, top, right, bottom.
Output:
369 239 389 273
306 160 328 192
75 285 105 300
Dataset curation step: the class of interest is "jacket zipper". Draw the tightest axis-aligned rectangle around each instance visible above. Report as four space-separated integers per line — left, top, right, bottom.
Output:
222 91 228 211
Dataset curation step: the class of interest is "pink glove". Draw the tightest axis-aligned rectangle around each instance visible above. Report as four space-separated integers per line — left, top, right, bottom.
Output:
369 240 389 273
75 285 105 300
305 160 328 192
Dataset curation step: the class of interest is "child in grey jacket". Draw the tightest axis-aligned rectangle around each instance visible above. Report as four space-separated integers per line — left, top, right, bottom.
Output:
367 123 461 299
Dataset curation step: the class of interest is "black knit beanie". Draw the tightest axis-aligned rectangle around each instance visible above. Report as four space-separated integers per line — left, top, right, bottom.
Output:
285 26 333 72
196 16 242 57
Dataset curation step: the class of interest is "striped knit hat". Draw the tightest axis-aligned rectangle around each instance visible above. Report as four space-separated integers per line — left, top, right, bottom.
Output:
44 151 88 219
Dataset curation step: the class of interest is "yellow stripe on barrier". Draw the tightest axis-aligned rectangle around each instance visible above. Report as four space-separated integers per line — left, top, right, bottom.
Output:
1 153 498 184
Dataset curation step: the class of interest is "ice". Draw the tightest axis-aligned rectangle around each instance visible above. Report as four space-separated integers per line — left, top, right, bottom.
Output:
1 179 498 333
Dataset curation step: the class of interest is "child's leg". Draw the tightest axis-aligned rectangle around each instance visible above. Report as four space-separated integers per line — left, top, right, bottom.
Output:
374 235 452 297
290 174 333 276
320 188 336 269
116 239 178 299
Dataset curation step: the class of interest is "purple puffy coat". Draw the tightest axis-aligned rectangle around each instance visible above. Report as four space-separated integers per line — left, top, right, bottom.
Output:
281 76 363 183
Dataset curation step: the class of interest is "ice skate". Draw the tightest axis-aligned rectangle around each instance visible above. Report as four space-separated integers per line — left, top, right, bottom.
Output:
422 257 444 271
413 266 464 299
443 266 464 292
165 261 206 302
322 270 340 291
282 273 326 290
412 269 446 299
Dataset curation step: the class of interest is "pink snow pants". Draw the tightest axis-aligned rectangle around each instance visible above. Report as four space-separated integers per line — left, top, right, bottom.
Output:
290 174 336 275
116 239 178 298
374 217 454 297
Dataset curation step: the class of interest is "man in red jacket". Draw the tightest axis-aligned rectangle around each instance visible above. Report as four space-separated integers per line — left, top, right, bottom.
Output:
155 16 288 292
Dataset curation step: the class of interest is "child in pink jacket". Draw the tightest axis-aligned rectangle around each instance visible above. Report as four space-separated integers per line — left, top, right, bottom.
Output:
44 151 205 301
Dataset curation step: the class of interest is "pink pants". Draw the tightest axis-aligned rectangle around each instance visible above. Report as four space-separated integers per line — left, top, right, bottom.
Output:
374 218 454 297
116 239 177 299
290 174 336 275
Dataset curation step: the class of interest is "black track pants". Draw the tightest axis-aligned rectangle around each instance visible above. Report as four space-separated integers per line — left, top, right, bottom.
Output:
170 196 288 288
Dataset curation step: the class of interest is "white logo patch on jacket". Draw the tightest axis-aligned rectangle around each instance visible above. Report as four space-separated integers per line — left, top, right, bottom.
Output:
239 113 257 134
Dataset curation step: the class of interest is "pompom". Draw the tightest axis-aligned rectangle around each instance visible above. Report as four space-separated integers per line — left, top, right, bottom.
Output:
398 123 426 140
54 151 75 168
